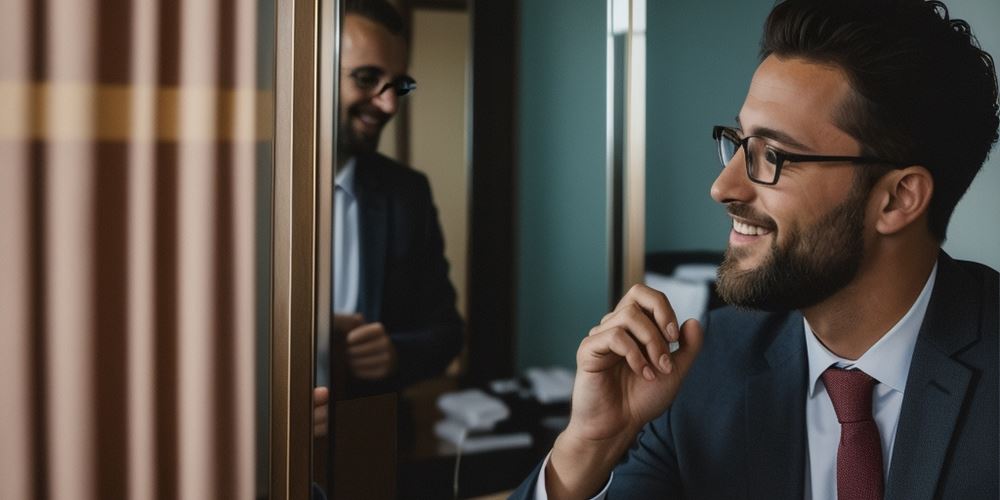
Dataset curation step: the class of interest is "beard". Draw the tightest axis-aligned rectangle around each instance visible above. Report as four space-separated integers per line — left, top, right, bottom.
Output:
716 187 868 312
337 102 390 157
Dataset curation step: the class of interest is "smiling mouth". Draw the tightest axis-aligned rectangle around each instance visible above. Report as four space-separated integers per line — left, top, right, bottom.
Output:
732 218 773 236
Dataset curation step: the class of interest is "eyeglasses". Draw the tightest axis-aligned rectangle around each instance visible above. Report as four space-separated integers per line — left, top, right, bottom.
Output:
712 125 899 185
345 66 417 97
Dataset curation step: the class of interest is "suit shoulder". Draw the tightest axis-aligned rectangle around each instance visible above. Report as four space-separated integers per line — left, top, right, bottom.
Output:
699 306 798 366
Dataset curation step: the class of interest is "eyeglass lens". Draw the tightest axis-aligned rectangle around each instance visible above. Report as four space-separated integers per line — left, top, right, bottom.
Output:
717 131 777 184
350 67 416 96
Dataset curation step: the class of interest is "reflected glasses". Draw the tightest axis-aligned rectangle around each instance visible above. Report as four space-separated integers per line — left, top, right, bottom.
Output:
712 125 899 185
345 66 417 97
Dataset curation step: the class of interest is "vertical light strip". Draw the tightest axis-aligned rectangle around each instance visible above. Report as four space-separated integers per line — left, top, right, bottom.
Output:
0 1 32 498
45 0 98 497
127 0 160 498
177 0 220 498
623 0 646 289
606 0 618 305
233 0 259 497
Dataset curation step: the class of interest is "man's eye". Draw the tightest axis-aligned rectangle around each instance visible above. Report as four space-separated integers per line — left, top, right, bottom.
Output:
764 148 779 165
355 75 380 88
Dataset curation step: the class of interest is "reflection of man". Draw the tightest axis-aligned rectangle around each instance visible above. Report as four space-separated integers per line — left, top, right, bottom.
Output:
315 0 462 420
515 0 998 498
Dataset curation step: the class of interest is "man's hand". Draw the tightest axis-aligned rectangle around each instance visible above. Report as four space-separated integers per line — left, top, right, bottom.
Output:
345 321 398 381
314 386 329 437
546 284 704 499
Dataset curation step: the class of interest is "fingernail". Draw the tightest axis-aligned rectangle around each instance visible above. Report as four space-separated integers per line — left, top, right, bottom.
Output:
667 322 679 342
643 366 655 381
659 354 671 372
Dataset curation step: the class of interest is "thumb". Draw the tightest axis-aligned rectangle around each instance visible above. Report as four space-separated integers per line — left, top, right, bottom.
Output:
671 318 704 377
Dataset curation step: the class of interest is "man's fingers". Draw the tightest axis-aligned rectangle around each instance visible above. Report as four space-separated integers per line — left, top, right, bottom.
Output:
612 284 678 338
347 336 388 358
333 313 365 333
313 386 329 407
313 387 329 437
599 303 672 374
345 322 384 345
581 327 655 381
349 352 391 370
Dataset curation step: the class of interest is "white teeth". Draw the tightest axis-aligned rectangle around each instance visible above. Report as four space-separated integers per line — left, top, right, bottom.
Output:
733 219 769 236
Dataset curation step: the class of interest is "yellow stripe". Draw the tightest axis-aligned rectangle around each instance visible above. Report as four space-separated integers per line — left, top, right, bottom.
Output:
0 81 274 142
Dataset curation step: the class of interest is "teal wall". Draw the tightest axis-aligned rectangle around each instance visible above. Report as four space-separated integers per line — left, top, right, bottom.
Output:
644 0 1000 272
516 0 609 370
942 0 1000 270
645 0 774 253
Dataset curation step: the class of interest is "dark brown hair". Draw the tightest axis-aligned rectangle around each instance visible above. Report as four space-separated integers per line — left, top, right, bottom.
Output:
345 0 405 37
762 0 999 241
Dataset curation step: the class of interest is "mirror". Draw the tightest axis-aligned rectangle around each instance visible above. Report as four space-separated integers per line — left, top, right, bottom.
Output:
315 0 473 497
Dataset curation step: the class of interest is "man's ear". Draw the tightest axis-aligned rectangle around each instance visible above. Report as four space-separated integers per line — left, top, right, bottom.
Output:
874 166 934 236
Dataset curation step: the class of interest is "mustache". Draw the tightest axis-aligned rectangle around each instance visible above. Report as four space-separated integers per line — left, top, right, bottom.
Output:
727 203 777 230
348 103 391 124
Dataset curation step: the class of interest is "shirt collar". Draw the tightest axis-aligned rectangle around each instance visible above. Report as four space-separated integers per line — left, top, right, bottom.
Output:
336 157 357 198
804 262 938 398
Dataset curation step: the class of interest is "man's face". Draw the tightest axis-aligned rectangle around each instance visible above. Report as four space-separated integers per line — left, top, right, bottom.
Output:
711 55 874 311
339 14 408 157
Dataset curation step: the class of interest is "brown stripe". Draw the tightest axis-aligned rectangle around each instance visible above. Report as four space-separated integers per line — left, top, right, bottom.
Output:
97 0 132 84
154 144 178 500
158 0 180 86
93 144 130 500
31 0 46 80
30 141 49 500
0 83 272 142
217 0 236 89
213 144 236 500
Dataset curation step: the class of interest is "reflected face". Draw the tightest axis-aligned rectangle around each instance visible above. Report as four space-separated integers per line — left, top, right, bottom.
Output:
710 56 872 311
339 14 408 157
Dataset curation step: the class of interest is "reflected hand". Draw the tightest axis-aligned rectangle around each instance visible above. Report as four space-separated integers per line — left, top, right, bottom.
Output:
313 386 329 437
345 322 397 381
333 313 365 336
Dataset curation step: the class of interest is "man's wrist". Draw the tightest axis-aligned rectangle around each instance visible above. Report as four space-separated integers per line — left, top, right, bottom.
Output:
545 427 637 499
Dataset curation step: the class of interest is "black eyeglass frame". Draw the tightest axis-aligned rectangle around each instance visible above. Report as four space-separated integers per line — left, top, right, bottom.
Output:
344 65 417 97
712 125 901 186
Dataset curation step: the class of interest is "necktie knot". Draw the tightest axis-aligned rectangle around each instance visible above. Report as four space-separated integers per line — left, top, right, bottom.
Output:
822 367 876 424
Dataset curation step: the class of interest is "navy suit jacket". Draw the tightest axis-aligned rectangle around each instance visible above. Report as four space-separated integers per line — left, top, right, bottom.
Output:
512 253 998 499
342 152 463 396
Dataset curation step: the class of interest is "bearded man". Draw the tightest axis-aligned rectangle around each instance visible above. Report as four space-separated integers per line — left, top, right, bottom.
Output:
514 0 999 498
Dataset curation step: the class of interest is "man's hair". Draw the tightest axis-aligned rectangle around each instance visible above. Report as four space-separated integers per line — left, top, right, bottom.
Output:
761 0 999 242
345 0 405 37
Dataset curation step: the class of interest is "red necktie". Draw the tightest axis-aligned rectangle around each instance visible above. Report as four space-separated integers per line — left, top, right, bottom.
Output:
822 367 884 500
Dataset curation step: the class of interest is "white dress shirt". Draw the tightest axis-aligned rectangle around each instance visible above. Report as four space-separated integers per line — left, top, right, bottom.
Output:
804 263 937 500
536 264 938 500
317 157 360 387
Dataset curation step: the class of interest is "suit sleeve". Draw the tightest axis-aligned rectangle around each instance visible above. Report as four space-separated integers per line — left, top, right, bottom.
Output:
508 411 683 498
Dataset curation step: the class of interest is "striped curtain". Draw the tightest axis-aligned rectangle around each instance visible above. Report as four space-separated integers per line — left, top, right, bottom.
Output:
0 0 264 498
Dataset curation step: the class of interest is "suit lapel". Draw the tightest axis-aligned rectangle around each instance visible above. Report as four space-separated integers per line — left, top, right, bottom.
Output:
745 314 808 500
885 254 979 500
354 154 388 322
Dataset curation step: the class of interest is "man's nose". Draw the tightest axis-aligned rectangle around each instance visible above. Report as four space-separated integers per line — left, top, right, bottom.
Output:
710 152 755 204
371 88 398 116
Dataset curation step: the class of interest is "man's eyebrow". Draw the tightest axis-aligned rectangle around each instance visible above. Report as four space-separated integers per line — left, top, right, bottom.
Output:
734 115 812 152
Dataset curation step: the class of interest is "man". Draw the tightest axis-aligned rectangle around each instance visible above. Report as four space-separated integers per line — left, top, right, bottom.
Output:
514 0 998 498
314 0 463 431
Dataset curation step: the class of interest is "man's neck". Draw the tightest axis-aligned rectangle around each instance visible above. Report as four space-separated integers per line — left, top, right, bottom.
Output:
801 242 938 360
